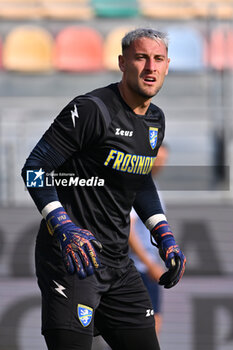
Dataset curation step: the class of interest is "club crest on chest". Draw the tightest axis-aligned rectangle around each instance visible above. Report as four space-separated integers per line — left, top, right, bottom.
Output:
149 127 158 150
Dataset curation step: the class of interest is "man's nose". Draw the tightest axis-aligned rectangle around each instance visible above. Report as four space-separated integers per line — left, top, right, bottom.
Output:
145 58 156 71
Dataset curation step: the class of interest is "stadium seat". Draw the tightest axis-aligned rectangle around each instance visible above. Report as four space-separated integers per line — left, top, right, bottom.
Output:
0 0 42 19
141 6 197 20
91 0 139 17
0 37 2 69
139 0 200 20
226 28 233 70
167 26 205 71
2 26 54 72
41 0 89 2
0 0 92 19
207 28 225 71
104 26 134 71
41 0 93 20
139 0 233 20
0 0 37 2
212 3 233 20
207 27 233 71
54 26 104 72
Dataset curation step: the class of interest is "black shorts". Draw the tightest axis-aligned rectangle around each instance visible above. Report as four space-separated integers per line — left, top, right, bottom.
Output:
140 272 162 314
35 225 155 336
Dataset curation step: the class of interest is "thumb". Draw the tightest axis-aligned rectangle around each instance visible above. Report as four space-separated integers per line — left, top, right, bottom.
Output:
91 239 103 252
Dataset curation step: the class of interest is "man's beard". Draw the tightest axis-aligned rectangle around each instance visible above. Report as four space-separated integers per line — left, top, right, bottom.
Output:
131 82 162 99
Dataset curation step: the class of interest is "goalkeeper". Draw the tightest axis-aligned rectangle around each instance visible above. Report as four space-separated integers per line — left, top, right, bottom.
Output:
22 28 186 350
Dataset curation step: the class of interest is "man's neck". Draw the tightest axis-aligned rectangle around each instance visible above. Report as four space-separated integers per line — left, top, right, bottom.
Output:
118 82 151 115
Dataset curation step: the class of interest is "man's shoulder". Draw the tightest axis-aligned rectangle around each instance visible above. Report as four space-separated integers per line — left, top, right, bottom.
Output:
149 102 164 114
148 102 165 120
87 83 118 100
71 83 119 111
66 84 119 130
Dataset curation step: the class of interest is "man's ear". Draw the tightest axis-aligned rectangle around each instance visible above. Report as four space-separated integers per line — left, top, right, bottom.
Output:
118 55 125 72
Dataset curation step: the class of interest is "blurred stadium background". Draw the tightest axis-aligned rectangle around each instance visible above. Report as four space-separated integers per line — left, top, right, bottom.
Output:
0 0 233 349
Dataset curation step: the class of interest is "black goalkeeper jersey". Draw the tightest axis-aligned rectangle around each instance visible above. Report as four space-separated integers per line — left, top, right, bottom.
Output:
42 83 165 267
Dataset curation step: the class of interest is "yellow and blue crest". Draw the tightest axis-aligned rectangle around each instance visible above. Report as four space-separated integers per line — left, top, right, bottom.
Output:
149 127 158 150
77 304 93 327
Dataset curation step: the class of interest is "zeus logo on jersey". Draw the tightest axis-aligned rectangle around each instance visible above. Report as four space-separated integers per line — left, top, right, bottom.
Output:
104 150 155 175
77 304 93 327
115 128 133 137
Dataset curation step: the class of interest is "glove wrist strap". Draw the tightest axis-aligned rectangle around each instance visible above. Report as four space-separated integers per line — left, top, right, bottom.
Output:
151 220 174 246
41 201 63 219
46 207 72 236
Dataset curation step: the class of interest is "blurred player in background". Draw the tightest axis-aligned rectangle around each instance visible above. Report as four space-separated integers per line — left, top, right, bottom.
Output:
22 28 186 350
129 144 169 335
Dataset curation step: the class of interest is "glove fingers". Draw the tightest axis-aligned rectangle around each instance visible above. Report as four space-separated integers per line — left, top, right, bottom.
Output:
71 251 87 279
79 228 102 252
170 254 186 287
73 252 89 279
165 256 186 289
84 241 102 275
58 228 102 279
159 271 178 289
63 249 86 279
159 256 181 289
72 238 101 277
91 238 103 252
158 271 171 286
87 240 101 266
75 246 94 277
178 256 186 282
74 240 102 278
63 253 75 274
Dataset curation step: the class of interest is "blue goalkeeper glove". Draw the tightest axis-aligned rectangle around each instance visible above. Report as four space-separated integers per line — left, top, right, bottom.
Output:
151 221 186 289
46 207 102 279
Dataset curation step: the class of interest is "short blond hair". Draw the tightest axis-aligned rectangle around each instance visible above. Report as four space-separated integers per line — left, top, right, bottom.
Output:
121 28 168 54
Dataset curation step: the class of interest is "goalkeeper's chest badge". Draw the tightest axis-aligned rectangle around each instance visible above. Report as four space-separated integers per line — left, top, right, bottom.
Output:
77 304 93 327
149 127 158 150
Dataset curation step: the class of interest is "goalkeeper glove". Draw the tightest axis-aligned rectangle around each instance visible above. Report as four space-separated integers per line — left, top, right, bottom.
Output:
151 220 186 289
46 207 102 279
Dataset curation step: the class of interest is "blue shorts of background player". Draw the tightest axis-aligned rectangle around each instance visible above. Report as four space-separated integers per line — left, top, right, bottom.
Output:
140 272 162 314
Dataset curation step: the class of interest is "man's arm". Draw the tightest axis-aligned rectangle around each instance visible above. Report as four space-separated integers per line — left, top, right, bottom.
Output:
129 215 164 281
21 136 102 279
133 174 186 288
21 137 64 212
21 98 106 278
